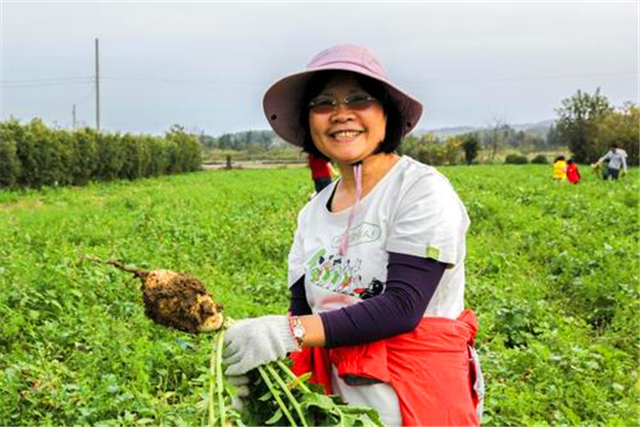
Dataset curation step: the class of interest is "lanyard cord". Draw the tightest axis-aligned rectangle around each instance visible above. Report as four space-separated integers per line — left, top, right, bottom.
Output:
338 162 362 257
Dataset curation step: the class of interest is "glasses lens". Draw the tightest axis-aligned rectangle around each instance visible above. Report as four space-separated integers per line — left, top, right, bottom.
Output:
308 96 336 114
345 94 377 110
308 93 378 113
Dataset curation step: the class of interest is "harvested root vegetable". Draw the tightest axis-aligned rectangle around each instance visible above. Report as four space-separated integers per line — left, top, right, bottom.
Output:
85 256 224 333
84 256 382 426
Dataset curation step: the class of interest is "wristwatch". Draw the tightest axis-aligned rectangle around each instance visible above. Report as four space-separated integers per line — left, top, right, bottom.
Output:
290 316 306 349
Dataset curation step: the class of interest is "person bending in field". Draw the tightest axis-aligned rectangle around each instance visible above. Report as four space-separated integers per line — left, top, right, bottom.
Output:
553 155 567 183
222 45 484 427
594 143 628 181
566 159 581 184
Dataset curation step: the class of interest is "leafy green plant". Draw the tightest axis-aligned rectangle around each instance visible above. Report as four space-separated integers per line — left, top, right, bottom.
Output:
530 154 548 164
205 326 382 427
1 165 638 426
504 154 528 164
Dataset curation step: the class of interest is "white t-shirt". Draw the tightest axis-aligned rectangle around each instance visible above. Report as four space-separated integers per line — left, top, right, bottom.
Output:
287 156 470 426
288 155 470 319
599 149 628 171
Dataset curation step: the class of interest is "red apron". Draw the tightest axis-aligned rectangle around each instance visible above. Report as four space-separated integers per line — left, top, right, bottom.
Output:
291 309 482 426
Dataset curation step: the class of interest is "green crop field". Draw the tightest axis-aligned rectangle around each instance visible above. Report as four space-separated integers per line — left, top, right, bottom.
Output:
1 164 638 426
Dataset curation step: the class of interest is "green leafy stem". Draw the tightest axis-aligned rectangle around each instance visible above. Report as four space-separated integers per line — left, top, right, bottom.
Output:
205 319 384 427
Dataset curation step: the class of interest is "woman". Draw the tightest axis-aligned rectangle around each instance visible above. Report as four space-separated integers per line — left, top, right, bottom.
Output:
223 45 482 426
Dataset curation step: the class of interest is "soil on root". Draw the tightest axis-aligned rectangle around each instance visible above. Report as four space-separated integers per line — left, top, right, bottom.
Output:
142 270 224 333
85 256 224 333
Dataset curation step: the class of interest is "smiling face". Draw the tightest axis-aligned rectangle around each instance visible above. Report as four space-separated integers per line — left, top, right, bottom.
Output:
308 73 387 165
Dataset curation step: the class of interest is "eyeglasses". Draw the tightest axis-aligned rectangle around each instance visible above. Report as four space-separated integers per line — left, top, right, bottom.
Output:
307 93 379 114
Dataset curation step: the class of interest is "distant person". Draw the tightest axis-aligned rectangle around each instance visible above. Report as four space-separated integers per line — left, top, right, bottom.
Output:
566 159 581 184
553 155 567 183
308 153 337 193
594 143 628 180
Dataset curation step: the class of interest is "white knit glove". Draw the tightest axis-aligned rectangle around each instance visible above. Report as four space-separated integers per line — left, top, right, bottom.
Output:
223 315 297 376
227 374 250 398
227 375 250 411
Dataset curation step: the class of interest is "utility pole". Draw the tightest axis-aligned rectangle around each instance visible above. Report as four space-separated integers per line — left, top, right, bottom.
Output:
72 104 76 129
95 38 101 132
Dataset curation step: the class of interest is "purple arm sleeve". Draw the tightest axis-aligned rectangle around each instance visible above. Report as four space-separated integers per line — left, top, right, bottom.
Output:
319 252 446 348
289 277 312 316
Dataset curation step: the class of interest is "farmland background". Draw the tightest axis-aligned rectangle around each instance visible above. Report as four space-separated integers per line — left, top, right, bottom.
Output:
0 164 638 426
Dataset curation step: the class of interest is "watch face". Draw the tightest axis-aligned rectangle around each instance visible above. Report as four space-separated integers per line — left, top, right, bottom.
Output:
293 325 305 338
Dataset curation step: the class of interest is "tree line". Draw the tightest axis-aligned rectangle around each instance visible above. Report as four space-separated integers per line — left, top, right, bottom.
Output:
0 119 203 189
197 89 639 168
401 89 638 166
1 89 633 190
200 130 284 151
555 88 638 165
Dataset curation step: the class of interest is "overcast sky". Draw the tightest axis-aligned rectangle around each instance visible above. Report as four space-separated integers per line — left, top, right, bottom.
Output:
1 1 638 136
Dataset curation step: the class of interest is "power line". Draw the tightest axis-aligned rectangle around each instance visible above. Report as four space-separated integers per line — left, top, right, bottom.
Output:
100 76 268 85
90 70 640 85
2 70 637 89
1 76 91 83
407 71 640 84
1 78 93 89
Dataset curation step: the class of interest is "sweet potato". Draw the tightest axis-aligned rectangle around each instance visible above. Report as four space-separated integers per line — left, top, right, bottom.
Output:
86 256 224 333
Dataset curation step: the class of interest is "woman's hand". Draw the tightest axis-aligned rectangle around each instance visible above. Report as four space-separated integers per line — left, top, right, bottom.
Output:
222 315 297 375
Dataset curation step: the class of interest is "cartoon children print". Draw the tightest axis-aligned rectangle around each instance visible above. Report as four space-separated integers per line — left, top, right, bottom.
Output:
306 248 385 299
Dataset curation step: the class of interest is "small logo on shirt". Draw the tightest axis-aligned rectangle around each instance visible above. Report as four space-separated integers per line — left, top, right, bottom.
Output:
331 222 381 249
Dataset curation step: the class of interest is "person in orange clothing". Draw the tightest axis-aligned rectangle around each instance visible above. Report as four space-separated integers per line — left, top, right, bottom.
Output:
566 159 581 184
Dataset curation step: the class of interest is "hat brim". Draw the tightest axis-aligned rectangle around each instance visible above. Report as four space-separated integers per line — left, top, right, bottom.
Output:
263 63 423 147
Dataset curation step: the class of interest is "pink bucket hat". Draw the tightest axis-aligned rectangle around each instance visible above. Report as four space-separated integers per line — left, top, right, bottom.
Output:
263 44 423 147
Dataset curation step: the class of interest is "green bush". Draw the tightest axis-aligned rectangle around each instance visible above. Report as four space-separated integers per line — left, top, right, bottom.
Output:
0 119 203 189
531 154 549 164
505 154 529 164
72 128 99 186
0 120 22 188
165 125 203 174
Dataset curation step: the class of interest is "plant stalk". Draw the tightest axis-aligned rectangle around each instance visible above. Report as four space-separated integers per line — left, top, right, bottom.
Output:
208 332 217 427
258 366 298 426
276 360 311 394
216 330 227 426
267 364 309 427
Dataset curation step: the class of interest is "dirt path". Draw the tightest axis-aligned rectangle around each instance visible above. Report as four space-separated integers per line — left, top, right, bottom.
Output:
202 161 307 170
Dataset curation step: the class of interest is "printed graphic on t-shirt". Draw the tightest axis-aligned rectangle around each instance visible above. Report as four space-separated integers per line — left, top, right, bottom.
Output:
306 248 385 299
330 222 381 249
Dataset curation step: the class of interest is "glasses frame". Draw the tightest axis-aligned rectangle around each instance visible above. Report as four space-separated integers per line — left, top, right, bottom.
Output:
307 93 379 113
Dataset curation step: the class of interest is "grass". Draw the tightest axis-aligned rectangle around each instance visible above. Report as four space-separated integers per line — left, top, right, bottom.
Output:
0 163 638 426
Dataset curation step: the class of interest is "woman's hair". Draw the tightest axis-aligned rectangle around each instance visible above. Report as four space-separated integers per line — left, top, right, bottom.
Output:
567 158 574 165
298 71 403 160
554 155 566 162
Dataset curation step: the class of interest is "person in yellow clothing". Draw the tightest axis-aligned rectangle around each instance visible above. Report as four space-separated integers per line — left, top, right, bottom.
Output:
553 155 567 183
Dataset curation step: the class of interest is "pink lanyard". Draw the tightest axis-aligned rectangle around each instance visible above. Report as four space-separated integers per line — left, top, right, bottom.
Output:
338 162 362 257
